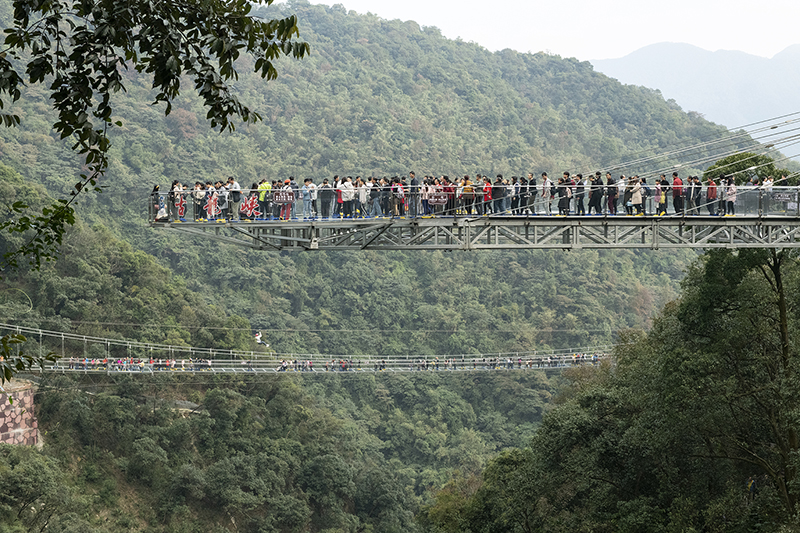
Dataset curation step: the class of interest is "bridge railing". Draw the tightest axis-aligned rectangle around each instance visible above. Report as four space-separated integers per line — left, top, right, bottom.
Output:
148 186 800 223
1 321 611 375
46 354 607 374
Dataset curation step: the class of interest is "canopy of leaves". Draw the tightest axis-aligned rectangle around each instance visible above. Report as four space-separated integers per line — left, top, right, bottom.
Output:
425 249 800 531
0 0 308 275
702 152 791 184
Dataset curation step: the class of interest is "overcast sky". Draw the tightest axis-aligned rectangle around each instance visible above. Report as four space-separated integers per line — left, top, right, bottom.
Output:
308 0 800 60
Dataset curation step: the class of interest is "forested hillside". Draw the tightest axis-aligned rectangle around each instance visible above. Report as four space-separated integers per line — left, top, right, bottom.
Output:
1 370 560 532
1 1 755 240
0 1 779 532
423 249 800 532
0 0 724 355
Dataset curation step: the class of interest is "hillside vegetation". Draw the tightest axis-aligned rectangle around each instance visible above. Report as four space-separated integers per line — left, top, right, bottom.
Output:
0 1 774 532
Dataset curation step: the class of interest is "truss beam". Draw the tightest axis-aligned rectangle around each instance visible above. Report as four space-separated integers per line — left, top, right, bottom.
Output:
152 216 800 251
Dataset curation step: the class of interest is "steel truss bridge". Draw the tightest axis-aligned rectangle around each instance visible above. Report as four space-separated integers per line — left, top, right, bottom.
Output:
1 322 607 376
151 215 800 251
149 187 800 251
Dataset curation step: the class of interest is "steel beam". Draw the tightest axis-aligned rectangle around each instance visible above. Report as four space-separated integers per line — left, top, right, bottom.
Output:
152 216 800 251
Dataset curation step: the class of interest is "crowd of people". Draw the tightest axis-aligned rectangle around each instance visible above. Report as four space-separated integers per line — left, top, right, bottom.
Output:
64 357 214 371
58 353 604 372
151 170 790 223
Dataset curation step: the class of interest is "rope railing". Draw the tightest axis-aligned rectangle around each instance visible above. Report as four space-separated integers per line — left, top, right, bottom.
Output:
0 321 611 374
47 355 607 374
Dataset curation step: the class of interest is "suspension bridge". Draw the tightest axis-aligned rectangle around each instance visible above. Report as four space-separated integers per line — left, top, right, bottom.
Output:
0 322 608 376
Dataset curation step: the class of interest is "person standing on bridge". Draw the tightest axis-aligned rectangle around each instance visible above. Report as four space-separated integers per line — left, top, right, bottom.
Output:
672 172 683 214
526 173 537 214
302 178 314 220
409 171 419 217
706 177 718 215
369 177 382 218
586 170 603 215
462 176 475 215
481 176 492 215
606 173 617 215
191 182 205 221
685 176 698 215
631 176 643 215
575 174 586 215
658 175 669 215
227 176 242 221
257 179 271 220
280 179 293 220
492 175 505 214
557 176 569 215
333 175 343 218
356 177 368 218
725 177 737 216
309 178 318 218
318 178 333 219
341 176 356 218
540 172 552 214
391 177 404 217
619 175 629 215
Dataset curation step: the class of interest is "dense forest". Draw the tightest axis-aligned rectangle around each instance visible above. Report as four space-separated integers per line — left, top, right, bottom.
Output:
0 0 721 356
422 249 800 532
1 0 795 531
1 370 561 532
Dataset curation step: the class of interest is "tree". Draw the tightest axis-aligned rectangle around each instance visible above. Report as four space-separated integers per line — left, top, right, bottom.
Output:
0 333 57 387
0 0 308 384
702 152 790 185
660 248 800 516
0 0 309 273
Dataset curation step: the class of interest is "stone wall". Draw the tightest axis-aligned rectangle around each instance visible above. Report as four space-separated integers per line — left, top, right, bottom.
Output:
0 379 38 446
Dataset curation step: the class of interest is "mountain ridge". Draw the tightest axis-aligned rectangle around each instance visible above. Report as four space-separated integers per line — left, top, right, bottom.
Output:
591 42 800 129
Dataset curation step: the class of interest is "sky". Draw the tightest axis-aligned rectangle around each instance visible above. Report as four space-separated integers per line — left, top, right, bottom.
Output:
307 0 800 60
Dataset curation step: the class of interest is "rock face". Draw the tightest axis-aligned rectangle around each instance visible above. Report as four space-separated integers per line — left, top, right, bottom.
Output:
0 380 38 446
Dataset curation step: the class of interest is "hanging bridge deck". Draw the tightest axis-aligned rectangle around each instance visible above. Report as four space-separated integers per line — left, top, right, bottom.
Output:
2 322 607 377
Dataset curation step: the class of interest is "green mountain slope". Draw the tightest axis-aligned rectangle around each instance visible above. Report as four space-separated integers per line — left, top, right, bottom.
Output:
0 0 726 356
0 2 765 532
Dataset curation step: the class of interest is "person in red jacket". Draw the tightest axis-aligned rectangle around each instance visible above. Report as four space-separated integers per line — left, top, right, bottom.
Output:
672 172 683 214
482 177 493 215
706 177 718 215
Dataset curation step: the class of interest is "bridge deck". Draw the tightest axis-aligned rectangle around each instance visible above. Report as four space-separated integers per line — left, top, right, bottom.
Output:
151 215 800 251
42 359 598 375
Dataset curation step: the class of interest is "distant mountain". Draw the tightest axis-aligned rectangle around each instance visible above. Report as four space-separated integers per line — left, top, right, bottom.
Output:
592 43 800 129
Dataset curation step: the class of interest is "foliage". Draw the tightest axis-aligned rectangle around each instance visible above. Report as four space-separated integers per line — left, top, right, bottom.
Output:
0 443 97 532
0 370 568 532
0 332 58 385
424 249 800 531
0 0 309 274
702 152 792 184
